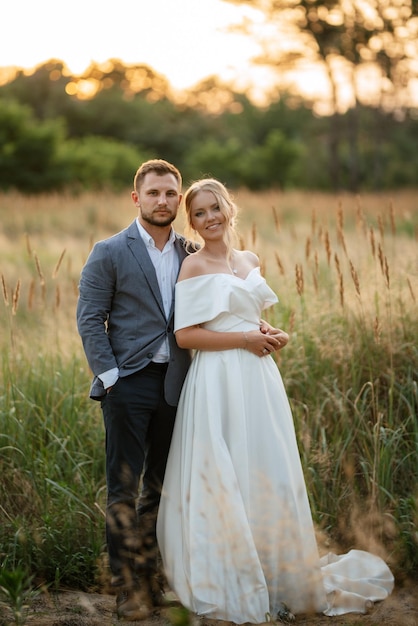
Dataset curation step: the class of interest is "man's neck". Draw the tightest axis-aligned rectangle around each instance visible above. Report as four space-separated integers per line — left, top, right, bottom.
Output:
137 219 173 251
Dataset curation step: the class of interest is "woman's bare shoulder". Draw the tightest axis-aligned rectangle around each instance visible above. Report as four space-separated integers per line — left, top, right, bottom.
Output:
236 249 260 268
178 252 207 281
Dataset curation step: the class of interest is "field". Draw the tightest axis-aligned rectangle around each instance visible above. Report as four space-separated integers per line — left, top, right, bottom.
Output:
0 188 417 625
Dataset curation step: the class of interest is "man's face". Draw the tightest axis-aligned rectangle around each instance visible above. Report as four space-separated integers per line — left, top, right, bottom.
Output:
132 172 182 228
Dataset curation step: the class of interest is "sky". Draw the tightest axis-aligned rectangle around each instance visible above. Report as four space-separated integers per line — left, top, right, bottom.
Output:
1 0 268 93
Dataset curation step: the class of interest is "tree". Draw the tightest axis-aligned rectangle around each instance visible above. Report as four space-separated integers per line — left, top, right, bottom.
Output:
224 0 418 190
0 100 67 192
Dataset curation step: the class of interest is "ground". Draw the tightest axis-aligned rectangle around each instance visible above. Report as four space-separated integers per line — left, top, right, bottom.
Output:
2 579 416 626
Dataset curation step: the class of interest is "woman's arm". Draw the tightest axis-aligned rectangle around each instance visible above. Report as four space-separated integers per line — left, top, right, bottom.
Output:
175 325 280 357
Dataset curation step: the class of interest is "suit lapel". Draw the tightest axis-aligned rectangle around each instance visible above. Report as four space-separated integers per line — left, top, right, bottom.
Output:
126 222 166 316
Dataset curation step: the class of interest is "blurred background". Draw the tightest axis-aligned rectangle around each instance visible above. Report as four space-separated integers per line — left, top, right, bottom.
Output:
1 0 417 193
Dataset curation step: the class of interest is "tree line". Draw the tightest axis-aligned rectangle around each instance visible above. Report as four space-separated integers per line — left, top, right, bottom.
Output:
0 58 417 193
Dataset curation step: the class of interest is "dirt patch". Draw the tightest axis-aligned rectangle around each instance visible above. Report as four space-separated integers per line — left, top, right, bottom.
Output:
3 579 416 626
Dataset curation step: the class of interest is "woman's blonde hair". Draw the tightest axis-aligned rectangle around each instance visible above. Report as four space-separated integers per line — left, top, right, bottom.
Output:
183 178 238 256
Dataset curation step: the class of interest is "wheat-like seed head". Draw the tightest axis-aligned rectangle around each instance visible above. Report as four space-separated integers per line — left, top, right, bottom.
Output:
369 226 376 259
1 274 9 306
305 236 311 260
52 249 67 279
12 279 21 315
384 256 390 289
339 273 344 309
272 206 280 232
274 252 285 276
311 208 317 236
34 252 45 285
378 213 385 240
406 278 416 303
389 200 396 236
324 230 331 266
349 260 361 297
295 263 304 296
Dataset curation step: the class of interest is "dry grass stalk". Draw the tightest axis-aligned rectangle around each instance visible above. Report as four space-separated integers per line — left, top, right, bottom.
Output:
295 263 304 296
251 222 257 247
274 252 285 276
12 279 21 315
28 279 35 310
377 243 385 276
238 235 246 251
271 206 280 232
369 227 376 259
334 252 341 277
349 259 361 297
55 285 61 310
52 249 67 279
337 204 347 255
355 197 365 233
311 251 319 294
34 252 45 286
338 272 344 308
311 208 317 236
378 213 385 240
407 278 416 302
384 256 390 289
1 273 9 306
334 253 344 308
324 230 331 266
389 201 396 236
374 316 381 343
305 236 311 260
72 278 79 297
311 267 318 294
288 310 296 333
25 233 32 257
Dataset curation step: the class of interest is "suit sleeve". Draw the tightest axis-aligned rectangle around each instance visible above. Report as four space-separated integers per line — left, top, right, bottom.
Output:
76 240 119 375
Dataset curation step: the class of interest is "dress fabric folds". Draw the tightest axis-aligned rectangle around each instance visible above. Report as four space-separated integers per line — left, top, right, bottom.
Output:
157 269 394 623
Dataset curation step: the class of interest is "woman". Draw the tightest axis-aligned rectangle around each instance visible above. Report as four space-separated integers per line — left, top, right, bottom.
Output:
157 179 393 623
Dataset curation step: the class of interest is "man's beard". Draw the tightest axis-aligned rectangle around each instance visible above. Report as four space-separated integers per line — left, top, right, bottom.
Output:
141 212 175 228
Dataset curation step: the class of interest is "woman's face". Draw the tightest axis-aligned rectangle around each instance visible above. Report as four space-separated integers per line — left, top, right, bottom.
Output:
189 190 226 241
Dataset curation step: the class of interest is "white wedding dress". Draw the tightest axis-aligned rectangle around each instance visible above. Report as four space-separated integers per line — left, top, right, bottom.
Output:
157 268 394 623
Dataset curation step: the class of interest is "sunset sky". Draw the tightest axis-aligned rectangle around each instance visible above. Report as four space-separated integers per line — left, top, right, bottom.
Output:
1 0 268 92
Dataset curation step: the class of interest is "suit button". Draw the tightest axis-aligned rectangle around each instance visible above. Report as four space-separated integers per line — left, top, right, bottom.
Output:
146 352 153 359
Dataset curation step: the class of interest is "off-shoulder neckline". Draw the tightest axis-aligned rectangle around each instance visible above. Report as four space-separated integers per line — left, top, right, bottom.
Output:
177 266 260 285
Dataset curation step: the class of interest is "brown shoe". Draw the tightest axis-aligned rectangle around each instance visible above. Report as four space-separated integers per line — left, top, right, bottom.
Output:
116 589 151 621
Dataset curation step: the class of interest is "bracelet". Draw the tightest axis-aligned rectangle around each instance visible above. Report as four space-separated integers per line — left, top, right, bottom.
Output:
242 331 249 349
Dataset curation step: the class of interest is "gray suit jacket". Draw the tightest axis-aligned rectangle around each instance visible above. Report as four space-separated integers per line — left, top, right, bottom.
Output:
76 220 195 405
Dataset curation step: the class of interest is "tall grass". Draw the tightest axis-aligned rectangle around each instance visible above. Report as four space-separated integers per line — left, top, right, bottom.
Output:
0 188 417 592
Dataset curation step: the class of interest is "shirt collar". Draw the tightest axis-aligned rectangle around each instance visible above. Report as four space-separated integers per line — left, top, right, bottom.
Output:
136 218 176 247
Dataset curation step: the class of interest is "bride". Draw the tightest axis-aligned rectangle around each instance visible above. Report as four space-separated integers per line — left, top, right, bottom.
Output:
156 178 394 623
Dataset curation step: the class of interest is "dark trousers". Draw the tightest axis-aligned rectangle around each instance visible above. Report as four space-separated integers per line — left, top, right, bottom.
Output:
101 363 176 589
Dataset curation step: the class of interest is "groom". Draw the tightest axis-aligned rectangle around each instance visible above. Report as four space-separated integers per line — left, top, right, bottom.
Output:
76 159 196 621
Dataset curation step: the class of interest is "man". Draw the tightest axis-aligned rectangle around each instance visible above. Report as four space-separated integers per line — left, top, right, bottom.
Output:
76 159 195 621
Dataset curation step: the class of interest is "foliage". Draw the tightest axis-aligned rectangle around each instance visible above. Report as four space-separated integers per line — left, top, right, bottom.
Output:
0 100 67 193
59 136 149 191
0 565 40 625
1 61 418 193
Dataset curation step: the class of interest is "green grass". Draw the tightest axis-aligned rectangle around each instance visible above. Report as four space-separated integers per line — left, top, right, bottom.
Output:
0 187 417 591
